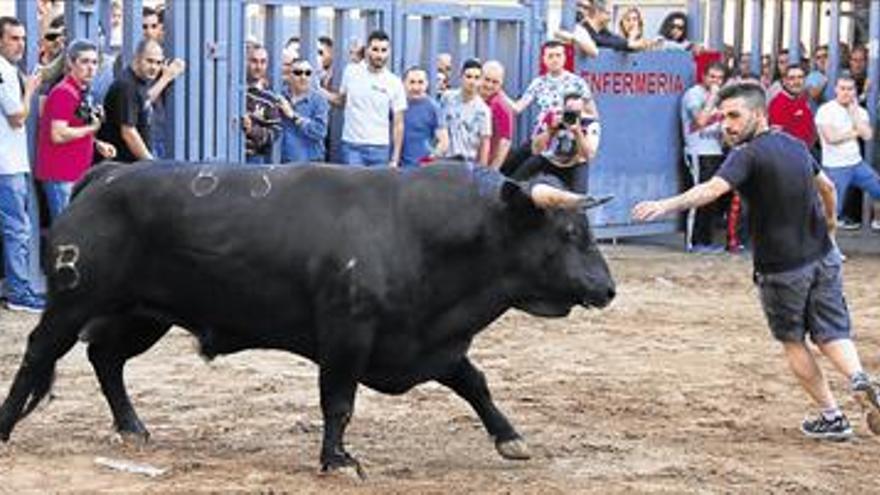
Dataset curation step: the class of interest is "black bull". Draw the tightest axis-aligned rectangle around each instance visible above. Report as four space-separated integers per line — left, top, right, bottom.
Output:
0 162 615 475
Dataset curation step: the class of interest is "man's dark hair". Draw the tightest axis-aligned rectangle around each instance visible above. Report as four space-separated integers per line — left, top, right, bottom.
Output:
704 61 728 78
284 36 299 49
717 82 766 112
66 38 98 63
49 14 65 30
563 91 583 104
142 6 157 18
318 36 333 48
836 70 855 83
367 30 390 45
0 17 22 39
461 58 482 73
542 39 566 51
403 65 426 79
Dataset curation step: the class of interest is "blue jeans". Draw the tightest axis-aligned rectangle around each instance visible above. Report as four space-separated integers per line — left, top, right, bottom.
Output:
0 174 42 303
43 180 74 222
341 141 389 167
825 161 880 216
246 154 267 165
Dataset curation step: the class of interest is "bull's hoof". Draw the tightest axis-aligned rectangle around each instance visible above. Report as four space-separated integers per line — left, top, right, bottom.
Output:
866 410 880 435
496 438 531 460
319 463 366 482
319 458 367 481
114 429 150 446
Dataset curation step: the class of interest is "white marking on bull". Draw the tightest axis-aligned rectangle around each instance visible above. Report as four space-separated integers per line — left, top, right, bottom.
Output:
55 244 81 290
250 173 272 198
345 258 357 270
191 170 219 197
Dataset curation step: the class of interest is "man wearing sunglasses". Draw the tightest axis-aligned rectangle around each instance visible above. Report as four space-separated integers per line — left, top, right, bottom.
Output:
327 30 406 168
279 59 329 163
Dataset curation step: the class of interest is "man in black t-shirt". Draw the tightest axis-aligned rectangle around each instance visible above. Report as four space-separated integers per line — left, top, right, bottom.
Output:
97 39 163 163
633 82 880 442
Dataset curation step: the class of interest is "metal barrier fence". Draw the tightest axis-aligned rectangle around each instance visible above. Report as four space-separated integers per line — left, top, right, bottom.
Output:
17 0 880 237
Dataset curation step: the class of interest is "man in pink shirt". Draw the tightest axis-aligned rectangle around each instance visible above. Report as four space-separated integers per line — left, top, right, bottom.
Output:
480 60 514 169
37 39 116 220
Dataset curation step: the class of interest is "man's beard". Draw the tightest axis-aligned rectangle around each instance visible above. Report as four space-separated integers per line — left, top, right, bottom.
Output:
369 57 385 70
726 117 759 146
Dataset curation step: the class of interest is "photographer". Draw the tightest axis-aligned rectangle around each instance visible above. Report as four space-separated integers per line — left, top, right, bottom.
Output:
37 39 116 220
511 92 599 193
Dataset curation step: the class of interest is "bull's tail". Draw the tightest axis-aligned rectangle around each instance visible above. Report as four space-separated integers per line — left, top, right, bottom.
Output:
17 366 57 420
71 162 127 199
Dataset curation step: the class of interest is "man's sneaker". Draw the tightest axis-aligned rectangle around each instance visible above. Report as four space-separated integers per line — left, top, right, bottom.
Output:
851 372 880 416
872 220 880 231
839 218 861 231
689 244 725 254
800 413 853 441
6 296 45 314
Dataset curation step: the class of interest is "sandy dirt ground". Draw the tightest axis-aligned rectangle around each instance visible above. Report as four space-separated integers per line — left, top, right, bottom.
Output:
1 240 880 494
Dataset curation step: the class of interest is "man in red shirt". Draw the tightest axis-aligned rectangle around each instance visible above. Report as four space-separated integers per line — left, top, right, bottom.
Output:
37 39 116 220
768 64 817 149
480 60 514 169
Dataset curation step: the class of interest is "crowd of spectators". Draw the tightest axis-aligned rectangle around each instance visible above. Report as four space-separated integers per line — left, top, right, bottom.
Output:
680 30 880 253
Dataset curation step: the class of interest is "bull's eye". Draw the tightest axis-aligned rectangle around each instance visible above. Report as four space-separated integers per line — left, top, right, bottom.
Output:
564 223 578 240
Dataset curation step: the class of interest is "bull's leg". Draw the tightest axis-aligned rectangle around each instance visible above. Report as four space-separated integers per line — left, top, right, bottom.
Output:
316 325 372 478
437 357 531 460
86 315 171 441
0 308 88 441
318 372 362 476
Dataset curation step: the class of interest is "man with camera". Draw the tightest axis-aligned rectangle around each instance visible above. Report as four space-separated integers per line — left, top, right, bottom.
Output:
37 39 116 221
510 92 600 193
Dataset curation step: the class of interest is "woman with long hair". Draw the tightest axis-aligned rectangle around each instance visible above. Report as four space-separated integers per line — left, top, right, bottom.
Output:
657 12 694 51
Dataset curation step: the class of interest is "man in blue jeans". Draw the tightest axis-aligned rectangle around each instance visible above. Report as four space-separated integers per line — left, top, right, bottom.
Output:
0 17 46 312
634 82 880 441
815 74 880 228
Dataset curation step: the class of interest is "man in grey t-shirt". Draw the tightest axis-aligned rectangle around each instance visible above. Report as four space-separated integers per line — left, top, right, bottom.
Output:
441 59 492 166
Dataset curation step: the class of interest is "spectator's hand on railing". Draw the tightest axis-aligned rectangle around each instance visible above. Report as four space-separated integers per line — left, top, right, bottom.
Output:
164 58 186 80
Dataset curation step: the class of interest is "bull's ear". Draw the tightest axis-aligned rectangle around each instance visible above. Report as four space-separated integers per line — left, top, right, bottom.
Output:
581 194 614 210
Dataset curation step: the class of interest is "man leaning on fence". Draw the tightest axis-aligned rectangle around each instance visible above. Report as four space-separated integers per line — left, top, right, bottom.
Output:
0 17 45 313
98 39 164 163
243 43 282 164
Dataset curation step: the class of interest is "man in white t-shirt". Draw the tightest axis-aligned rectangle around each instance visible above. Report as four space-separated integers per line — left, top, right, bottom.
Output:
0 17 45 312
815 74 880 225
680 62 729 252
330 30 406 167
441 59 492 166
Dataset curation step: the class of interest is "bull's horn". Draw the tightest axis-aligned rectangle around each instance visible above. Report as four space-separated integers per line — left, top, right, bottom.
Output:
581 194 614 210
530 184 586 210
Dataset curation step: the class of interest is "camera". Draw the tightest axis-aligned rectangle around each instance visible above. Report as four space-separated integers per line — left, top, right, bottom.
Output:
74 91 103 125
561 110 579 126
